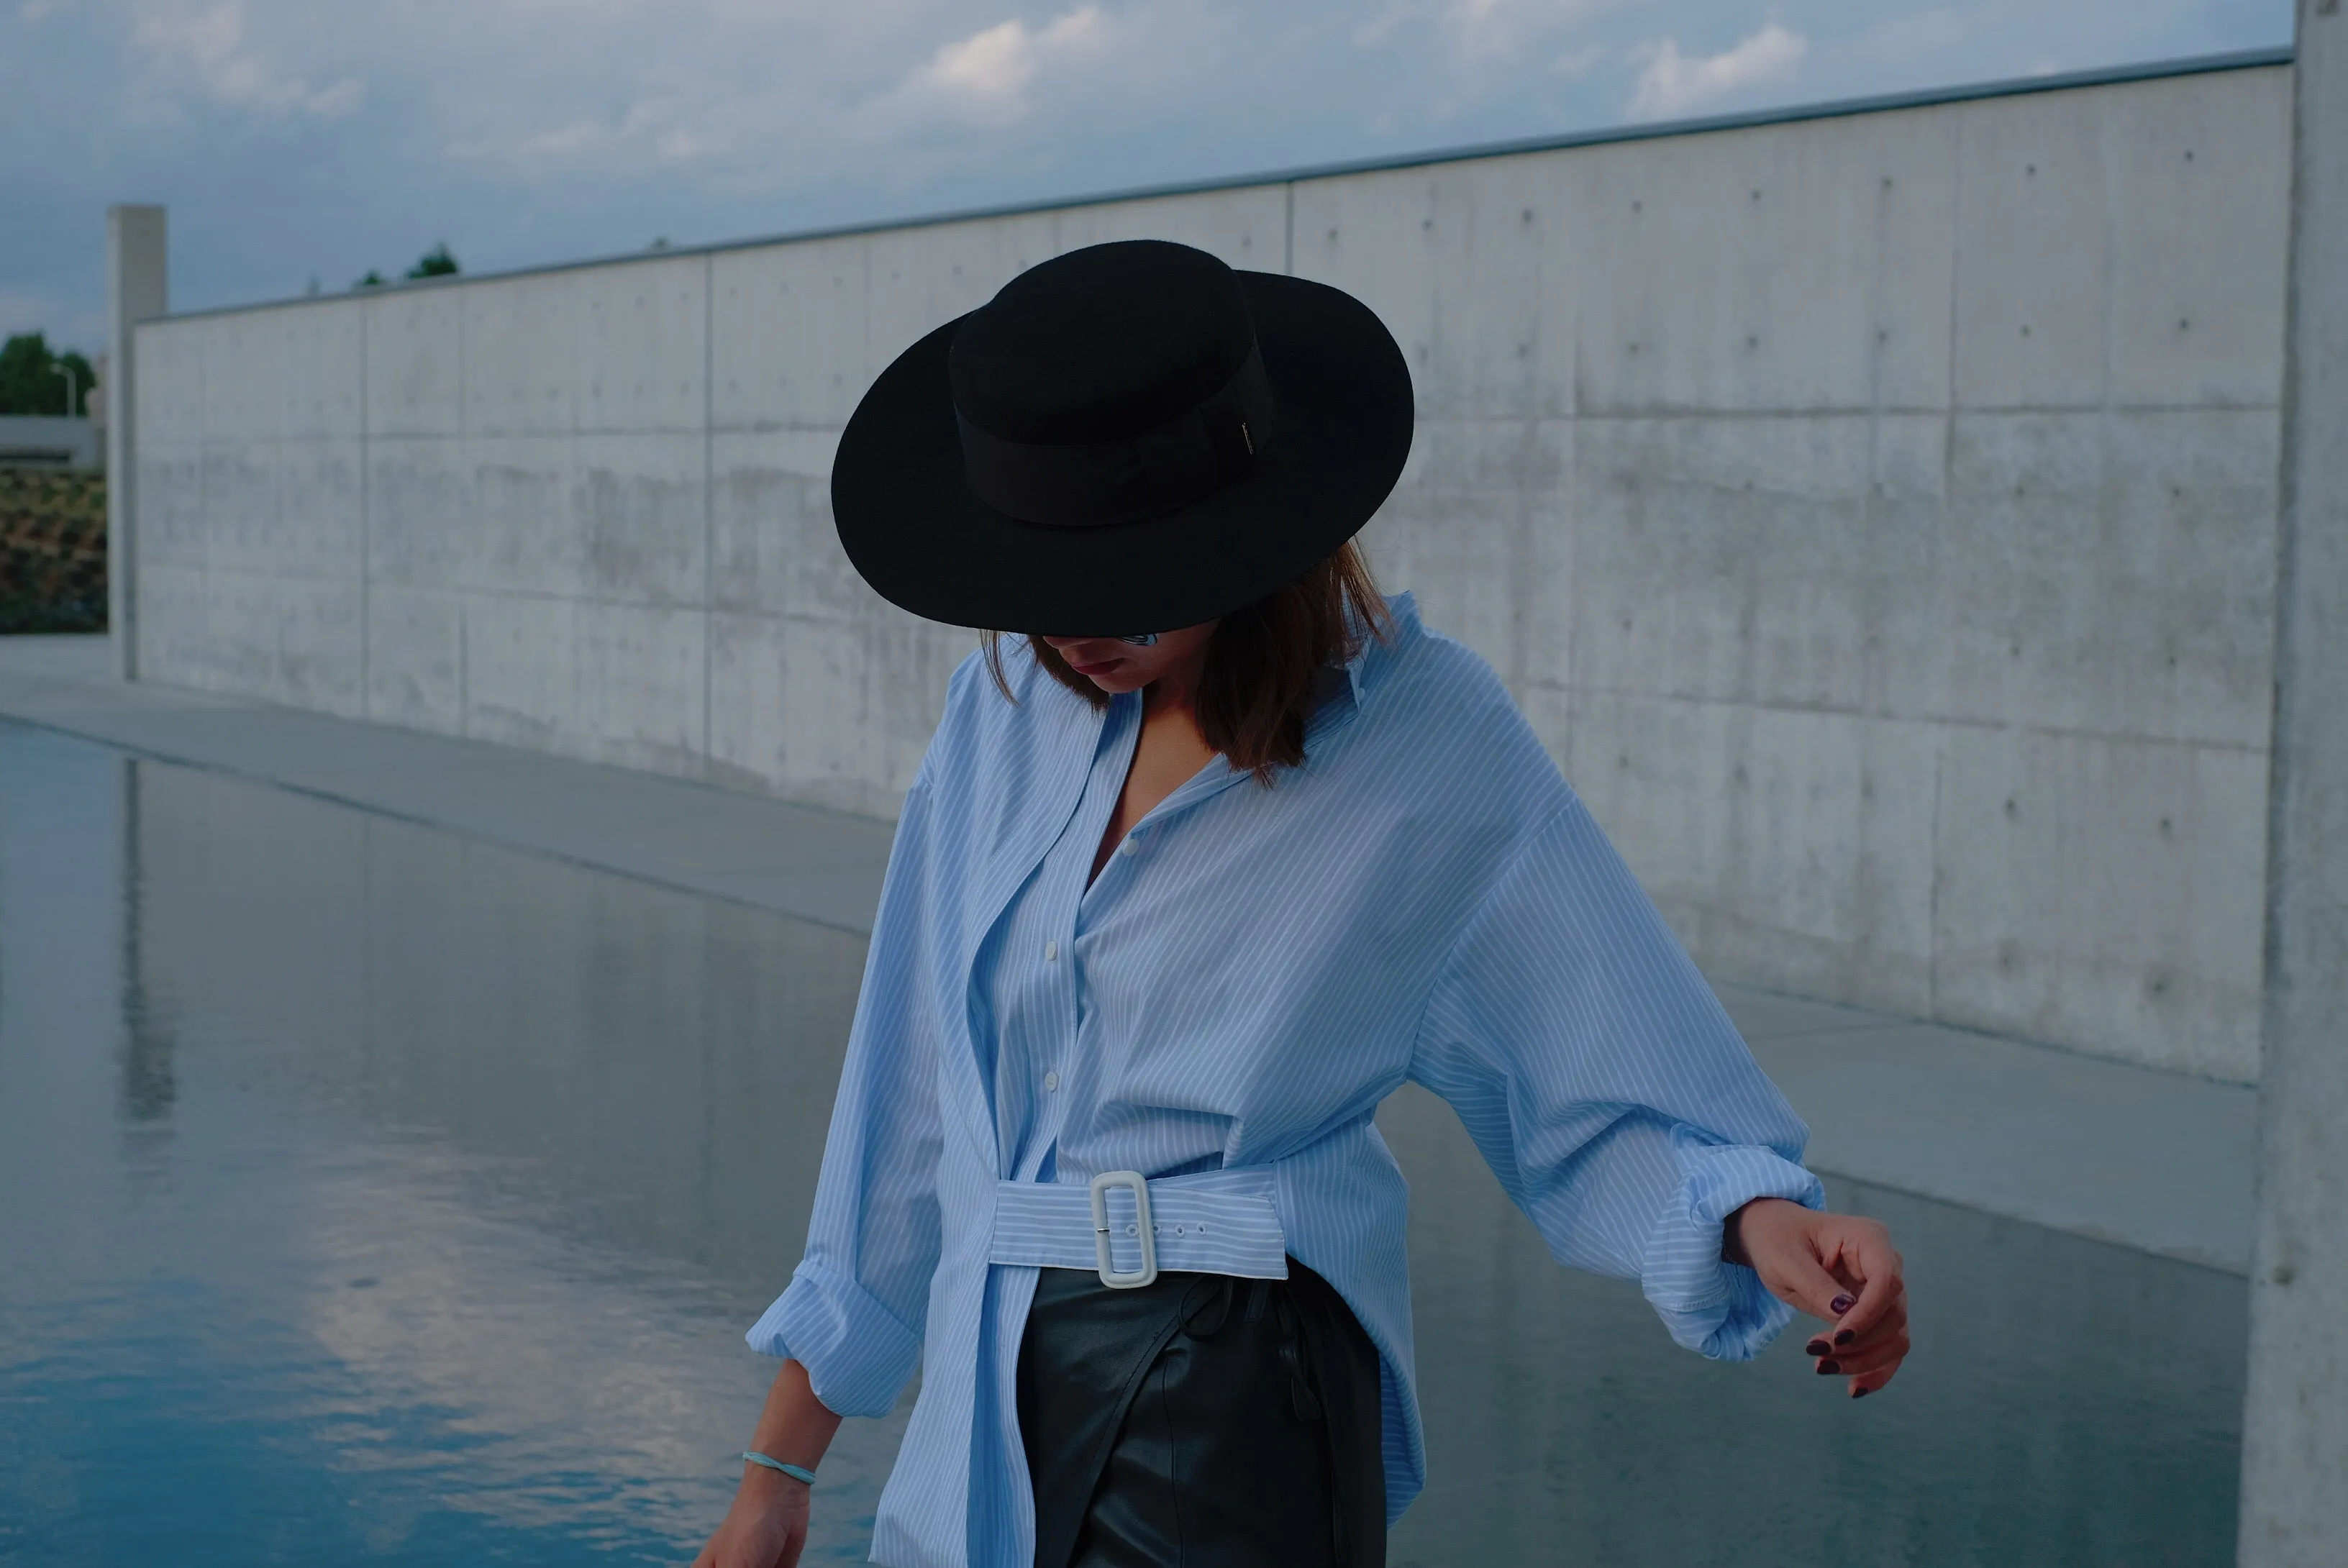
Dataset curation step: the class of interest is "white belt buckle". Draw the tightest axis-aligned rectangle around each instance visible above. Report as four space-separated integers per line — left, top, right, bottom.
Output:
1088 1170 1157 1289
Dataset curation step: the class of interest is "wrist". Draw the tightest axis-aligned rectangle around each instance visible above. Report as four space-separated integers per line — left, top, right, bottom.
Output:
742 1450 819 1486
738 1461 810 1500
1721 1195 1802 1266
740 1359 841 1486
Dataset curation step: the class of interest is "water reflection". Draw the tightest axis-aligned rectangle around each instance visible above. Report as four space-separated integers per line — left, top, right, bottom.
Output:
0 722 2244 1567
123 743 867 1292
1383 1090 2244 1565
1 726 901 1567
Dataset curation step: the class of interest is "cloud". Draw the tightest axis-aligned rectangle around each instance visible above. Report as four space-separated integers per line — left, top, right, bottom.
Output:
1626 21 1805 119
132 0 365 119
1450 0 1611 55
869 5 1112 130
1357 0 1610 55
447 95 727 173
2 0 2293 342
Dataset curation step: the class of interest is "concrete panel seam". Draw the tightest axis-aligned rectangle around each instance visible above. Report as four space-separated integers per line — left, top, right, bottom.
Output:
360 301 371 713
702 250 715 783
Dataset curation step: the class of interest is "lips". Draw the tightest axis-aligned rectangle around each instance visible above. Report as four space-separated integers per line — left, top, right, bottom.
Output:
1069 659 1121 677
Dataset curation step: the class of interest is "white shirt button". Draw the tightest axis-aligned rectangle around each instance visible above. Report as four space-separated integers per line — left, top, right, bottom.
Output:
1119 837 1139 857
1044 939 1059 962
1044 1071 1060 1092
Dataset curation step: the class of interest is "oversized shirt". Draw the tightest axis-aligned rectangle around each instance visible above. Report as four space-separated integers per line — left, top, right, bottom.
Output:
747 594 1825 1568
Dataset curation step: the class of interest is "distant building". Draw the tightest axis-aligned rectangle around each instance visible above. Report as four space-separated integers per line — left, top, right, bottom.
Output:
0 415 103 470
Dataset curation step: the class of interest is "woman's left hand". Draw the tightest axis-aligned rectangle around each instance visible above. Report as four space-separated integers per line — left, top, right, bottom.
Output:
1723 1198 1909 1399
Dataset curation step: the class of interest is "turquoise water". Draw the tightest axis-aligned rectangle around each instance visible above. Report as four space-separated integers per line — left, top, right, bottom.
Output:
0 721 2246 1565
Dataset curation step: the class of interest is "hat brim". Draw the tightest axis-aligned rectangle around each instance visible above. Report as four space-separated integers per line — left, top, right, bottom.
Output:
831 271 1414 636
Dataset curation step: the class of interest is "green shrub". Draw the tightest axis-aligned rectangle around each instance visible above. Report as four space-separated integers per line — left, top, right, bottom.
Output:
0 469 107 634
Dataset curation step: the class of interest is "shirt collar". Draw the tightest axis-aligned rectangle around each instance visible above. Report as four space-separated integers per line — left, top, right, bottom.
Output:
1089 591 1419 803
1319 591 1419 724
1119 591 1419 812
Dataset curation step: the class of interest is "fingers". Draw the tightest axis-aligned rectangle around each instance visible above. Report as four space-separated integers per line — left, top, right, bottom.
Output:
1788 1214 1909 1400
1807 1280 1906 1374
1808 1275 1905 1354
1767 1234 1857 1326
1821 1218 1905 1343
1811 1311 1908 1377
1849 1357 1904 1398
1742 1205 1914 1400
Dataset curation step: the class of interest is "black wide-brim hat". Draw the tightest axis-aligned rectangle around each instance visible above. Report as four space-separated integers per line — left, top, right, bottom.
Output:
832 238 1414 636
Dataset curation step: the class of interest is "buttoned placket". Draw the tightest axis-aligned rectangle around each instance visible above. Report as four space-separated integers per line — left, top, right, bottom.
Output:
996 688 1267 1185
998 692 1138 1183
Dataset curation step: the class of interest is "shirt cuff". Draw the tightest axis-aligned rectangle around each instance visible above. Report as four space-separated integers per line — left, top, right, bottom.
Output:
1638 1128 1827 1363
743 1257 924 1418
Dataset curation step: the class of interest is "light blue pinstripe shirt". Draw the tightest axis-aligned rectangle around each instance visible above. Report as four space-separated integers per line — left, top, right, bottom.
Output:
747 594 1824 1568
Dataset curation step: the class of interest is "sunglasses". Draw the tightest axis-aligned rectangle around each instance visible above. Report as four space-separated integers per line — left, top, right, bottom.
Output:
1114 633 1159 647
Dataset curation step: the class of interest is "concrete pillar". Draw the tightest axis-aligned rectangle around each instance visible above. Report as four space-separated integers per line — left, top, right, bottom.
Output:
2240 6 2348 1564
105 205 166 680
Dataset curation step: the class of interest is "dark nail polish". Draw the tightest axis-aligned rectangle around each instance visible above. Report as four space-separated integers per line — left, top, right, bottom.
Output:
1816 1359 1842 1375
1851 1387 1870 1400
1806 1339 1831 1357
1834 1328 1856 1346
1830 1294 1856 1315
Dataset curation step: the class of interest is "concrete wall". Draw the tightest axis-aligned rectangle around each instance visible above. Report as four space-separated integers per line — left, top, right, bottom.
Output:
2241 2 2348 1559
129 59 2290 1081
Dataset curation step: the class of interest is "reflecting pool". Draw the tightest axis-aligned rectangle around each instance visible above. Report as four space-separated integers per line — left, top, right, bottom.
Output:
0 722 2245 1566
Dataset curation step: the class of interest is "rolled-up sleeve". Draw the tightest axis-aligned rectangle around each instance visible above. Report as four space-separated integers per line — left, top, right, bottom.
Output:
745 775 947 1416
1408 798 1825 1362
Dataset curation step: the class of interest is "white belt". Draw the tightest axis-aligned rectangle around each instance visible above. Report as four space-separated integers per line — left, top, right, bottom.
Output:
990 1169 1290 1289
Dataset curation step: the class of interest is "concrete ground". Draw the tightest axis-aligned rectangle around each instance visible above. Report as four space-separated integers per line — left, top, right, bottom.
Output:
0 634 2254 1277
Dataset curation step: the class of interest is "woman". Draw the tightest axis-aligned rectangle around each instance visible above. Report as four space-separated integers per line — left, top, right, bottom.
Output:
696 240 1908 1568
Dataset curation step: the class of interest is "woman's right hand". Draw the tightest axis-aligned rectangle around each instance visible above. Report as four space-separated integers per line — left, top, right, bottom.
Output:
691 1469 811 1568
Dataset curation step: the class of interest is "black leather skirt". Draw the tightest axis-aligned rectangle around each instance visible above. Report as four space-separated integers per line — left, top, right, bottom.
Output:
1017 1260 1385 1568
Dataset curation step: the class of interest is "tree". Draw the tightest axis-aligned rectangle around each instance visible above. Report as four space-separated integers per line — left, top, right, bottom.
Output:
405 243 459 279
0 332 99 416
354 245 457 291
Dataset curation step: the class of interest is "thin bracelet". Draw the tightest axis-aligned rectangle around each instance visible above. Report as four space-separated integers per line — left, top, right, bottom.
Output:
742 1451 818 1485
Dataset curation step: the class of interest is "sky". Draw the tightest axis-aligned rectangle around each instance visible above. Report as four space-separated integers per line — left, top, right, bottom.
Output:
0 0 2295 356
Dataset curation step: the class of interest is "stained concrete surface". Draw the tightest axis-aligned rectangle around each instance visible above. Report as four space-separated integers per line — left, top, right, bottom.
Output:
2239 2 2348 1559
0 635 891 935
0 634 2254 1276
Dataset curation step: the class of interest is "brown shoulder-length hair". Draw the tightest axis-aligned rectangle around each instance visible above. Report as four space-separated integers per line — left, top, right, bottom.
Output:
982 539 1391 783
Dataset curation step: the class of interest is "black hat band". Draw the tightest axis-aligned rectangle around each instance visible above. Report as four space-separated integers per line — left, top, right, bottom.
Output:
953 344 1278 529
